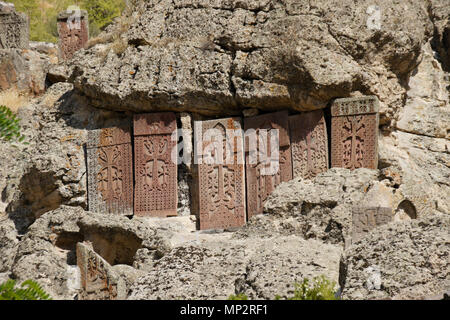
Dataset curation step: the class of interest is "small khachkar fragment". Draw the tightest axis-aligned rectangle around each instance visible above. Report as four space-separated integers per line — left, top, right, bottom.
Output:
352 206 392 243
86 122 133 216
289 110 329 179
76 242 126 300
134 112 178 217
193 117 246 230
331 96 379 170
244 111 293 220
57 9 89 60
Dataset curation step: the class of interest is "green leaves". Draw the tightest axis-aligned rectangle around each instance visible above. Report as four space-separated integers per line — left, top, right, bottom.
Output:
228 293 249 300
0 279 52 300
277 276 340 300
0 105 26 143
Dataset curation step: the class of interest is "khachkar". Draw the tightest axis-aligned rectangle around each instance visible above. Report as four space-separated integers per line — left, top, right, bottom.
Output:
245 111 293 219
86 123 134 216
352 206 392 243
0 2 29 49
77 243 125 300
134 113 178 217
289 110 329 179
57 8 89 60
331 96 380 170
194 118 246 230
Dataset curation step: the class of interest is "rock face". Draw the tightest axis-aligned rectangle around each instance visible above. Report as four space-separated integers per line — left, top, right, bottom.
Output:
68 0 432 124
235 168 404 248
7 206 170 300
128 235 342 300
341 214 450 300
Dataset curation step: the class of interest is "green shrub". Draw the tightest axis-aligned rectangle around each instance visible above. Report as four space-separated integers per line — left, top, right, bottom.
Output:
0 105 26 143
276 276 339 300
228 293 249 300
0 279 52 300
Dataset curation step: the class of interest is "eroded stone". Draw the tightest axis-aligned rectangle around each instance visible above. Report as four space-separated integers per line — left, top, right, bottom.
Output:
0 5 29 49
57 9 88 60
352 206 393 243
289 110 329 179
76 242 126 300
245 111 293 220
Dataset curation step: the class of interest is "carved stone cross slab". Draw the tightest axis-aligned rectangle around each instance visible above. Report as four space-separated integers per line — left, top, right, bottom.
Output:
134 113 178 217
77 242 126 300
244 111 293 220
193 117 246 230
331 96 379 170
87 123 133 216
352 206 393 243
289 110 329 179
57 10 89 60
0 8 29 49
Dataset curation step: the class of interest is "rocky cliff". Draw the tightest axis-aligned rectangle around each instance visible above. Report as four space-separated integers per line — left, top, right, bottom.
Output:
0 0 449 300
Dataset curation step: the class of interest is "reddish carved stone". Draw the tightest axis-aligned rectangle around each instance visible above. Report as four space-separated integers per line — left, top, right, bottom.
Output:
57 10 89 60
331 96 379 170
244 111 293 220
87 123 133 216
194 117 246 230
289 110 329 179
134 113 178 217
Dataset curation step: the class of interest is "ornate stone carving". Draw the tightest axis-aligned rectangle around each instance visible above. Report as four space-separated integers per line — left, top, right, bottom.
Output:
289 110 329 179
87 123 133 216
352 206 393 243
245 111 292 219
134 113 178 217
57 10 89 60
77 242 126 300
194 118 246 230
0 6 29 49
331 96 379 170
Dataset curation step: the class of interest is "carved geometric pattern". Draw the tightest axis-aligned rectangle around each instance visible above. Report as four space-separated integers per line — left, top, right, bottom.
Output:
77 243 119 300
57 14 89 60
289 110 329 179
194 118 246 230
87 123 133 216
331 96 379 170
134 113 178 217
352 206 392 243
245 111 293 220
0 10 29 49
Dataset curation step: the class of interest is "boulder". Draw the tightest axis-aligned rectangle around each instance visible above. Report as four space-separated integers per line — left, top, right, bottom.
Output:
128 235 342 300
341 213 450 300
67 0 432 126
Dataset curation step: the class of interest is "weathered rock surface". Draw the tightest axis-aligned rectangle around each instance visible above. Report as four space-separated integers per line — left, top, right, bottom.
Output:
341 213 450 300
128 235 342 300
7 205 171 300
67 0 432 124
430 0 450 71
234 168 404 247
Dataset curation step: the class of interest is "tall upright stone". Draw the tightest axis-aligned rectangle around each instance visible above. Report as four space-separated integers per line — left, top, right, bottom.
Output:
331 96 379 170
245 111 292 219
134 113 178 217
0 3 29 49
86 123 134 216
194 117 246 230
57 8 89 60
289 110 329 179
